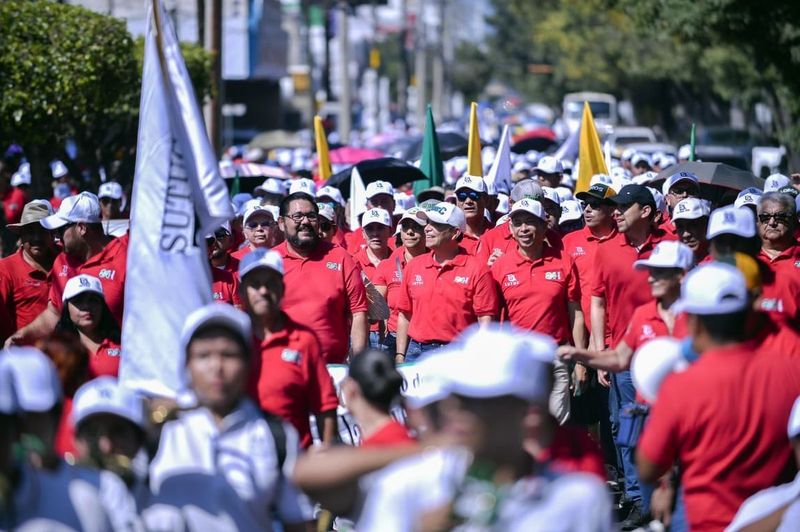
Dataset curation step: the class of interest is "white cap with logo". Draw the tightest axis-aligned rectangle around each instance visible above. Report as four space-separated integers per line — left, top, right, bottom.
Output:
671 197 711 221
734 187 763 209
243 203 277 226
662 171 699 197
361 208 392 228
40 192 101 229
764 173 790 192
316 185 345 206
559 200 584 223
455 174 487 194
98 182 124 200
238 248 285 279
0 347 62 413
633 241 694 271
672 262 748 315
510 198 546 222
255 178 287 197
289 178 317 195
415 202 466 232
180 304 253 359
535 156 563 175
317 203 336 222
365 180 395 199
72 376 145 429
62 274 104 302
540 186 561 206
50 160 69 179
631 338 688 404
707 205 756 239
11 163 31 187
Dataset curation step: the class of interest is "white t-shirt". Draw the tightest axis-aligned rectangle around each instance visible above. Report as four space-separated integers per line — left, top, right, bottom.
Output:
4 461 141 532
148 399 313 531
358 447 612 532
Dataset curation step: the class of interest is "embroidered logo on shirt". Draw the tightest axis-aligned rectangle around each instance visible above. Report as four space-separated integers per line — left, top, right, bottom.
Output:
573 246 585 256
98 268 116 280
641 325 655 339
794 261 800 268
413 274 423 286
106 348 120 357
60 265 69 277
212 291 223 300
504 273 519 287
760 298 785 312
454 276 470 285
281 348 300 363
544 271 562 281
326 261 342 271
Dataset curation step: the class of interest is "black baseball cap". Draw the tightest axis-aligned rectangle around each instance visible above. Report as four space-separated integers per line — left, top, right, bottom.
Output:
576 183 616 203
609 184 656 208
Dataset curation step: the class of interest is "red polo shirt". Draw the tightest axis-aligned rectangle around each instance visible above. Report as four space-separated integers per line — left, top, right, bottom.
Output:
89 337 122 377
250 316 339 448
491 245 579 344
373 247 412 333
353 247 390 333
2 187 28 224
622 300 689 353
0 249 53 342
231 244 257 261
459 233 481 255
757 245 800 330
274 241 368 363
639 343 800 531
49 237 127 324
562 226 617 334
210 267 242 307
477 222 563 265
591 228 676 346
220 254 240 276
747 312 800 358
361 420 415 448
397 250 499 343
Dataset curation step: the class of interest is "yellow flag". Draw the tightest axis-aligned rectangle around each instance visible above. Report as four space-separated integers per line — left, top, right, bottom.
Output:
576 102 609 193
467 102 482 177
314 115 332 180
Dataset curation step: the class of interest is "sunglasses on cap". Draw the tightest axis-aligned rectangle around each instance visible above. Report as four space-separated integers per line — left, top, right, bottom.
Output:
758 212 793 225
456 190 483 202
246 219 276 229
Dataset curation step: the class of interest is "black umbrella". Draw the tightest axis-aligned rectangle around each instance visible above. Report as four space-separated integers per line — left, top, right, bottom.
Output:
327 158 427 199
401 131 469 161
654 161 764 192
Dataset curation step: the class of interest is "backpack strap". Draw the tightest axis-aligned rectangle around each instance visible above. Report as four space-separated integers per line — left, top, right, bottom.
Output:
262 412 287 472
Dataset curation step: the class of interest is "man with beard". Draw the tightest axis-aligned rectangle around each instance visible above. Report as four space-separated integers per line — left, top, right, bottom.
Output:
6 193 127 347
275 192 368 363
206 223 241 307
0 201 58 343
671 197 710 264
231 203 283 261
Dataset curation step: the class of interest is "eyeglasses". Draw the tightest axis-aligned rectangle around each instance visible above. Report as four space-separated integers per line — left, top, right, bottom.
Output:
456 190 483 202
758 212 793 225
284 211 319 223
207 230 230 241
581 200 603 210
246 220 275 229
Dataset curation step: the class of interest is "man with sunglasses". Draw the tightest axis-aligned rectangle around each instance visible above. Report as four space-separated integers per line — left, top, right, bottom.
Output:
454 174 491 254
661 171 701 235
205 223 242 307
275 192 369 363
756 191 800 330
231 203 282 261
6 193 127 347
0 200 58 344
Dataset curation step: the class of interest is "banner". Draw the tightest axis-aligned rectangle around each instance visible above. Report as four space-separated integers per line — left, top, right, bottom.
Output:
485 124 512 195
119 0 234 397
348 166 368 231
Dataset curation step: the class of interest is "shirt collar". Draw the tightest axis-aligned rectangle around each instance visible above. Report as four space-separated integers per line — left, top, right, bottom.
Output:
513 243 558 266
759 244 800 263
423 249 468 269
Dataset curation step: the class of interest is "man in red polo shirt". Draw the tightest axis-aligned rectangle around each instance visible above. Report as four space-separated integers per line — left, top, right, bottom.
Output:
637 263 800 531
591 183 676 525
275 192 368 363
6 192 127 347
351 208 393 348
756 191 800 330
238 248 339 448
0 201 58 343
207 222 239 274
395 202 499 362
455 175 491 254
231 203 282 261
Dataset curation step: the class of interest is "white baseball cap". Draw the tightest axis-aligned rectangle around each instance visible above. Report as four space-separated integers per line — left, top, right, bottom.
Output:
788 396 800 439
633 241 694 271
443 323 556 403
621 148 636 162
631 338 688 404
238 248 285 278
660 155 677 169
559 200 584 223
365 180 395 199
496 193 510 215
415 202 466 232
672 262 748 315
72 377 145 430
609 166 631 180
764 173 790 192
288 178 317 195
662 171 700 197
317 202 336 222
509 198 546 222
554 187 574 203
707 205 756 239
316 185 345 206
40 191 101 229
455 174 487 194
254 178 286 197
631 153 652 168
0 347 62 412
678 144 691 160
62 274 104 303
242 203 276 226
361 208 392 228
98 182 124 200
590 173 614 187
540 186 561 206
734 187 763 209
180 303 252 358
11 163 31 187
631 171 659 185
534 156 563 175
397 207 425 228
671 197 711 221
50 159 69 179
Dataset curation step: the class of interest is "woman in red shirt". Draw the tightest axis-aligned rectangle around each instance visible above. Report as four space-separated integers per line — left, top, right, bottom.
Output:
56 274 122 377
343 349 415 447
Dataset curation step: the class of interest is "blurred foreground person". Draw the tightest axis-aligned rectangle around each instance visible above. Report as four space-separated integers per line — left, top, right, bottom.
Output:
359 324 612 531
148 304 314 531
0 346 140 531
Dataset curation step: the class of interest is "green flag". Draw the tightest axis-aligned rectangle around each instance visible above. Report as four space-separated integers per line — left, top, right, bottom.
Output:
230 175 240 197
413 104 444 196
689 123 696 162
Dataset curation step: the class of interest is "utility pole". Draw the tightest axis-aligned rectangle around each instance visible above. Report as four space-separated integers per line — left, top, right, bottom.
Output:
337 3 351 144
414 0 427 129
397 0 408 121
204 0 223 155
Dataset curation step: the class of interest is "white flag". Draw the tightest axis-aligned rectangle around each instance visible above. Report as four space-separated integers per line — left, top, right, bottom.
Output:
349 167 368 231
485 125 512 195
119 0 233 397
554 122 581 163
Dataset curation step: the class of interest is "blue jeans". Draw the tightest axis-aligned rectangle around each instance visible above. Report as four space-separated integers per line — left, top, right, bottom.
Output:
369 331 386 351
369 331 398 354
670 485 688 532
406 339 447 362
609 370 643 504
